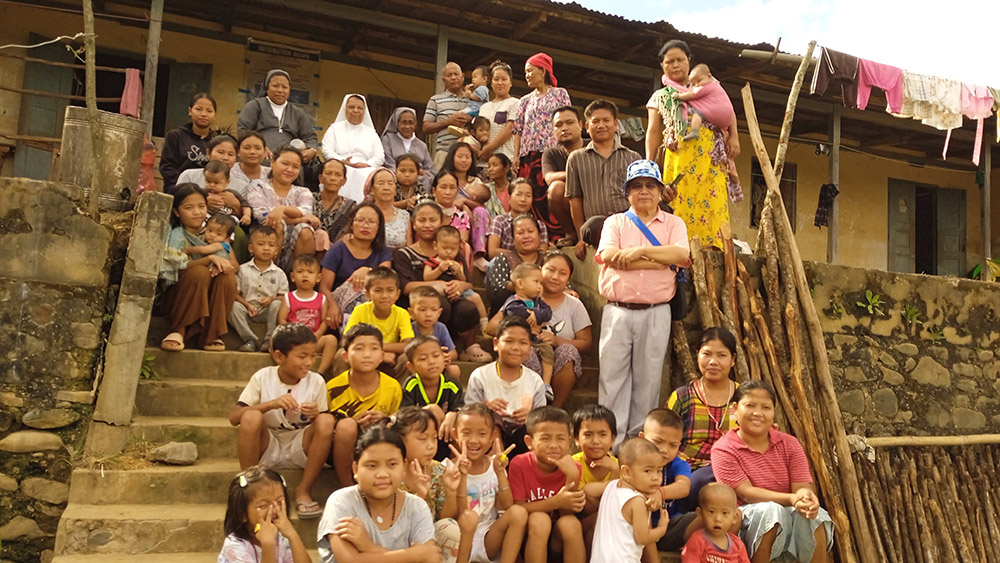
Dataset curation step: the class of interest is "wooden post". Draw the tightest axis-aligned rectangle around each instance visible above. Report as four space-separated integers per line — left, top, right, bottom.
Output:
140 0 164 138
435 25 449 94
983 137 992 281
773 41 816 180
828 104 841 263
82 0 101 219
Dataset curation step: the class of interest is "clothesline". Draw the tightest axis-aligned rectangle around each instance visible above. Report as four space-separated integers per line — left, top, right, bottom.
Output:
810 44 997 166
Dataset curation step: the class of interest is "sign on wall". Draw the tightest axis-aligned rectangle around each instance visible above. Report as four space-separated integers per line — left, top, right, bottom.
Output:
244 39 320 120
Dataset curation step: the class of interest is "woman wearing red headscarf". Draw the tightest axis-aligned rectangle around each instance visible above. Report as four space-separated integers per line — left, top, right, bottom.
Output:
510 53 571 236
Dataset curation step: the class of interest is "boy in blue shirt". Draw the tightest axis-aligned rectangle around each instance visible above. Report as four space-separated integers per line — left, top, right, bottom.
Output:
638 408 696 555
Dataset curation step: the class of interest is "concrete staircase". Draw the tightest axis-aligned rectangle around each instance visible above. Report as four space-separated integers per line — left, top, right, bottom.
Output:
53 338 601 560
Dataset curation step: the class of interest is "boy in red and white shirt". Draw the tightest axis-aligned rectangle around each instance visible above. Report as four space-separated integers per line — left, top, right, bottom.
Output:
681 483 750 563
278 254 338 376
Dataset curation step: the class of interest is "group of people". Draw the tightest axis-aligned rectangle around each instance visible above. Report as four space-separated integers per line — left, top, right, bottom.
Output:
153 37 831 563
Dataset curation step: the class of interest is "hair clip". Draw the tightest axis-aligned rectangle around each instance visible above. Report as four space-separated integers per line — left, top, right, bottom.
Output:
280 474 287 487
239 474 248 488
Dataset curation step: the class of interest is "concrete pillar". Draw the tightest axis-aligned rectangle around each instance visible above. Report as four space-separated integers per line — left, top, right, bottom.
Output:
93 191 172 427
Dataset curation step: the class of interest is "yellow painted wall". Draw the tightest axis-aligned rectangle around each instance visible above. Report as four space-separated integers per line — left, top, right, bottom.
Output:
1 3 997 270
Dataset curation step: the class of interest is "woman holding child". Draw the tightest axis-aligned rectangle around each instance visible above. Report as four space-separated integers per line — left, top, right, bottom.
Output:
443 142 491 267
484 214 545 315
646 39 739 249
319 202 392 327
246 146 316 271
712 380 833 563
478 60 519 162
393 201 492 362
159 183 237 351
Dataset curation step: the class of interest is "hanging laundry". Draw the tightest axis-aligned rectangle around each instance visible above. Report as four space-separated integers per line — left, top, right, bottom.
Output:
617 117 646 141
892 72 962 159
814 183 839 228
120 68 143 118
959 84 993 165
856 59 903 113
989 86 1000 142
810 47 859 108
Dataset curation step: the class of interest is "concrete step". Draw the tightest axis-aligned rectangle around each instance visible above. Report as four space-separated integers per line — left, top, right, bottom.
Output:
131 416 238 458
53 551 321 562
68 459 340 505
136 378 243 417
55 503 324 554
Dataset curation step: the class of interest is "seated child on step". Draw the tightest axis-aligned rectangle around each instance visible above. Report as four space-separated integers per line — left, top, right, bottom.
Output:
423 225 490 333
465 315 547 457
401 335 466 459
572 405 619 548
327 323 403 487
405 285 462 381
317 426 438 563
588 438 670 563
219 465 311 563
204 159 252 226
278 254 339 377
451 402 529 563
229 226 287 352
641 408 694 556
500 262 554 396
681 483 751 563
391 407 477 563
344 266 414 367
508 406 585 563
228 323 333 519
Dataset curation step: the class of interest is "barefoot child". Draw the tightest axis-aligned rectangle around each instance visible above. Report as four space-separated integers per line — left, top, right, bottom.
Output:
451 403 529 563
424 225 490 333
501 263 554 393
278 254 339 375
344 266 414 366
463 65 490 117
589 438 670 563
406 285 462 381
508 406 586 563
401 335 465 458
327 324 403 486
681 483 750 563
229 324 334 519
465 315 547 457
392 407 476 563
229 226 287 352
218 466 311 563
317 426 439 563
486 180 549 258
640 408 694 556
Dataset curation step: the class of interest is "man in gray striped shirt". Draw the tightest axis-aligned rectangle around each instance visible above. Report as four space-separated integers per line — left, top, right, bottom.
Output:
565 99 641 260
422 62 470 169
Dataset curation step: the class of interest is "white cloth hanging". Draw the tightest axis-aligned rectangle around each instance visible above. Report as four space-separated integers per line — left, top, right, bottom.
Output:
321 94 384 202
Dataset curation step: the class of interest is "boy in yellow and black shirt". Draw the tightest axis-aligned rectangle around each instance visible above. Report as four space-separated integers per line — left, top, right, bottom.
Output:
400 334 466 460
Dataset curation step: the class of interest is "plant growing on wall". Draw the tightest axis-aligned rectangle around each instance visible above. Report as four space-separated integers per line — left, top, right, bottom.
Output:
139 353 162 379
902 303 923 334
856 290 884 317
927 328 945 342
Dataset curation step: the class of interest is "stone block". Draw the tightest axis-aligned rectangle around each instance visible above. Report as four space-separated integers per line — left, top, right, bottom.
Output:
953 408 986 430
872 389 898 418
147 441 198 465
125 192 174 277
881 367 904 385
845 366 867 382
904 357 917 372
910 356 951 388
0 515 47 540
839 389 866 415
0 473 17 491
21 477 69 504
928 346 949 362
927 401 951 427
953 363 981 378
22 408 80 429
826 348 842 363
878 351 898 369
833 334 858 348
979 350 995 362
70 322 101 350
0 430 64 452
55 390 93 404
0 392 23 407
895 343 919 356
955 378 978 393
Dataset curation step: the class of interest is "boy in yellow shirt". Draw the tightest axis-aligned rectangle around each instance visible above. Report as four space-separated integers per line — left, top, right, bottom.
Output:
344 266 414 367
326 323 402 486
572 404 619 551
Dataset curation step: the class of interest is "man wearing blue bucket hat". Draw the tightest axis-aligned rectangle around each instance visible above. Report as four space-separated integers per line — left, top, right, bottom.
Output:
596 159 691 443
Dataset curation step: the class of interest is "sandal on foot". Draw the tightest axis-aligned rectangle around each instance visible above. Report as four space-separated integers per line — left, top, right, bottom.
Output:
203 339 226 352
296 501 322 519
555 237 577 248
160 332 185 352
460 343 492 363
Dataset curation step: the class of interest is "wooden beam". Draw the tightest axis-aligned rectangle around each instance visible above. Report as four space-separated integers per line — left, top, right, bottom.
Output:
828 104 840 264
140 0 164 137
435 25 448 94
984 137 993 281
0 84 120 103
0 52 142 74
510 11 547 41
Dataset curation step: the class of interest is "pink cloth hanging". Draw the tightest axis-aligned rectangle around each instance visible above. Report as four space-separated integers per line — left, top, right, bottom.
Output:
120 68 143 118
856 59 904 113
959 83 994 165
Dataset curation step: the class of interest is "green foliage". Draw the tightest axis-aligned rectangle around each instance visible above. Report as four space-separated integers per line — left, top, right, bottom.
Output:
139 353 161 380
902 304 923 326
927 328 945 342
856 290 884 316
829 300 845 317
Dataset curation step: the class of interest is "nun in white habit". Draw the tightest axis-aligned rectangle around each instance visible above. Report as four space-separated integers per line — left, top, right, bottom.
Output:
320 94 384 202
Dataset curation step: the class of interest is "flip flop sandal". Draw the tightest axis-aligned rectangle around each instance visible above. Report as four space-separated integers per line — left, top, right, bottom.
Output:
160 332 185 352
461 343 493 363
203 339 226 352
296 501 322 519
555 237 577 248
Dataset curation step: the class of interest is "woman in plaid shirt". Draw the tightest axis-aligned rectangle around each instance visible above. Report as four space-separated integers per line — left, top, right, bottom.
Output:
665 327 740 513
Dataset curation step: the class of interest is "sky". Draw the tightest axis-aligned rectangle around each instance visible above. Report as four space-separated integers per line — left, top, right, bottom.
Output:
567 0 1000 87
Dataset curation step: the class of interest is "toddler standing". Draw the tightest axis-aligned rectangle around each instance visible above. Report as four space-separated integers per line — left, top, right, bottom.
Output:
278 254 339 376
229 226 288 352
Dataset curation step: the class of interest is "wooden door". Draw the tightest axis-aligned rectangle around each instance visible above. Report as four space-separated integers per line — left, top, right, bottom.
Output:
12 37 73 179
887 180 915 272
164 63 212 133
935 187 967 276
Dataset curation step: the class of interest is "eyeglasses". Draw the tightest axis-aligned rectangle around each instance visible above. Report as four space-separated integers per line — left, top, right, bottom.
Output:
354 217 379 226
